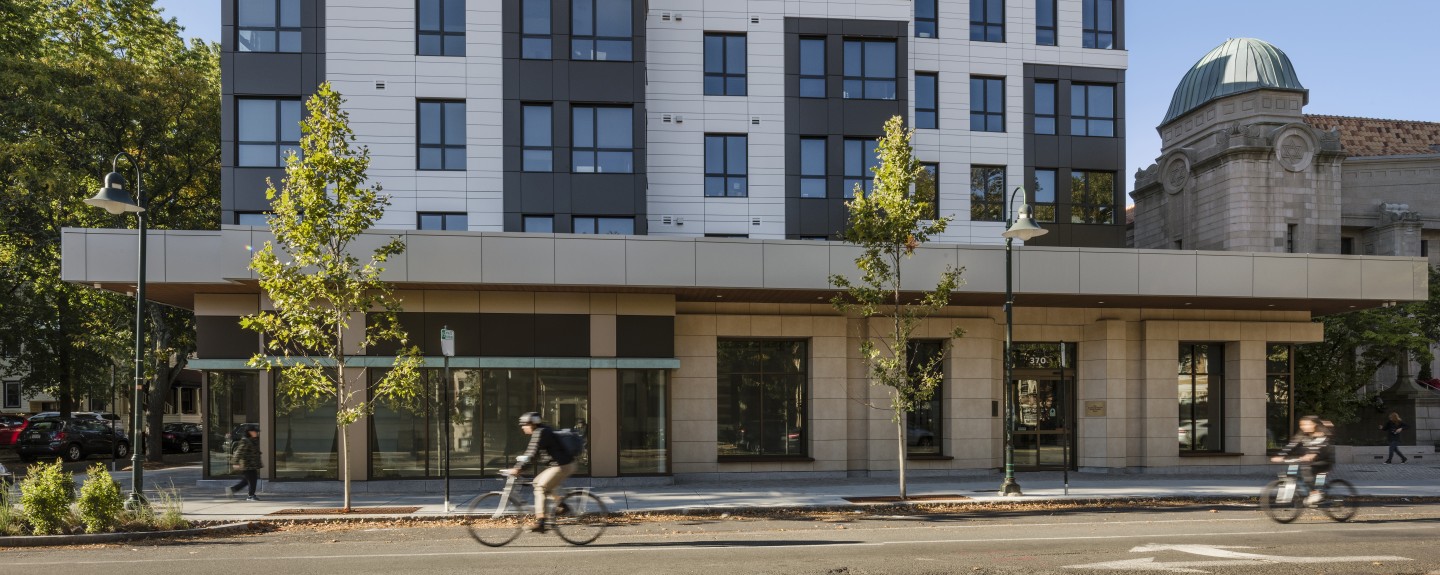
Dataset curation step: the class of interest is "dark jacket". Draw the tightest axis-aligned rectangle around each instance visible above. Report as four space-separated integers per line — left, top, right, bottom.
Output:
1279 432 1333 469
230 435 263 471
518 424 574 467
1382 420 1407 444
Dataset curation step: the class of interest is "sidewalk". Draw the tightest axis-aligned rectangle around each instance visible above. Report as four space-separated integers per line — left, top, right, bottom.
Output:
94 462 1440 522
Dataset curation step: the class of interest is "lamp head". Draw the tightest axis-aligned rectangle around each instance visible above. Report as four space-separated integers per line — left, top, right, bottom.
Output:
1002 203 1048 241
85 171 143 215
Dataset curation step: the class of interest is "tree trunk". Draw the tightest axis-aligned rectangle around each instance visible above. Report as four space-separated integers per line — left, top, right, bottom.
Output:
896 417 907 500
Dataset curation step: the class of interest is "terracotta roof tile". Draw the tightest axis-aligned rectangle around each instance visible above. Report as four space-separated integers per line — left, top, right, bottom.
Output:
1303 114 1440 157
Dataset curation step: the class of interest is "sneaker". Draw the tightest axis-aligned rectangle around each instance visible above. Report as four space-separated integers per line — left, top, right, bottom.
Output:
225 486 236 498
1385 460 1392 464
245 495 260 501
1401 459 1408 464
527 521 547 533
1305 492 1323 505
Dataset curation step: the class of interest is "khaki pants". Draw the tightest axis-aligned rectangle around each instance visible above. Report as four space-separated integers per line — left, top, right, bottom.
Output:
534 462 576 515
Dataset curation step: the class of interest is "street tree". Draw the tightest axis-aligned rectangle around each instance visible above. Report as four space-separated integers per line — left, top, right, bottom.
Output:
830 116 965 499
241 83 424 511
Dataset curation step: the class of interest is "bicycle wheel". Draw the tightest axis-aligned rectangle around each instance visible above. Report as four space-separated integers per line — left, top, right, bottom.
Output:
553 491 608 545
464 492 527 547
1320 479 1359 522
1259 478 1302 524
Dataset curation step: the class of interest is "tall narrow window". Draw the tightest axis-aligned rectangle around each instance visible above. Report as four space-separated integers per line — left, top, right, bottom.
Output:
1070 84 1115 137
704 33 747 96
3 381 20 409
1031 169 1057 222
1265 344 1294 452
842 40 897 100
237 98 301 167
1082 0 1116 49
915 0 937 38
572 0 633 61
572 106 633 173
717 340 808 459
1034 81 1056 135
917 163 939 220
800 138 827 198
417 100 466 171
523 215 554 232
970 76 1004 132
1286 224 1297 253
417 0 465 56
1070 171 1115 224
970 0 1004 42
844 138 880 198
521 0 552 59
574 216 634 235
238 0 300 53
906 340 944 455
915 72 938 129
1179 343 1224 452
970 166 1005 222
704 134 748 197
522 104 553 172
1036 0 1057 46
619 370 669 474
799 37 826 98
417 212 468 230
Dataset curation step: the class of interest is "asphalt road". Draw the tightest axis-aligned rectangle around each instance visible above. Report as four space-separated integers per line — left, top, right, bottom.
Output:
5 503 1440 574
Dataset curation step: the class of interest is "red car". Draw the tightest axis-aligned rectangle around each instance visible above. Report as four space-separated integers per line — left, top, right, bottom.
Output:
0 414 27 447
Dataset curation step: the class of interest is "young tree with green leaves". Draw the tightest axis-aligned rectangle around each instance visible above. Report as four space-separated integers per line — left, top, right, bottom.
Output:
241 83 423 511
830 116 965 499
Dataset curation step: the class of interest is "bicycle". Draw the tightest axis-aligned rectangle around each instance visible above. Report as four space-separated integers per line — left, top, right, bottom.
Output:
463 466 609 546
1259 459 1358 523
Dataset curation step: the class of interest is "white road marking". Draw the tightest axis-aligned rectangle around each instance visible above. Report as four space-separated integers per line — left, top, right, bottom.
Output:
1065 543 1412 572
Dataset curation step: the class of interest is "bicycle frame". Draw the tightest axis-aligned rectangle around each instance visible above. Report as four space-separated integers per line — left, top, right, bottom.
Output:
1274 461 1328 504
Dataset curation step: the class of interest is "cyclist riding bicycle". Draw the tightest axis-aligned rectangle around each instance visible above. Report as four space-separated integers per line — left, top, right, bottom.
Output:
507 412 577 532
1270 415 1334 505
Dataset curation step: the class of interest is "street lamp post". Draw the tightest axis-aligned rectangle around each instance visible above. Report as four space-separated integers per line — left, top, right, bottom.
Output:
85 152 148 510
999 187 1047 497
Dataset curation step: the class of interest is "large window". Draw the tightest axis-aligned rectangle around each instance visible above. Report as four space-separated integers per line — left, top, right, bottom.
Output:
417 0 465 56
237 98 301 167
521 0 552 59
1036 0 1057 46
917 163 939 220
1266 344 1295 452
1082 0 1116 49
619 370 668 474
1070 84 1115 137
477 369 591 476
704 33 747 96
275 375 339 479
970 165 1005 222
705 134 748 197
800 138 827 198
4 381 20 409
1178 343 1224 452
844 138 880 198
970 76 1004 132
1031 169 1057 222
418 100 466 171
204 372 260 478
572 106 633 173
574 216 634 235
523 104 553 172
237 0 300 53
1070 171 1115 224
369 369 445 478
915 73 938 129
418 212 468 230
915 0 937 38
907 340 944 456
717 340 808 459
970 0 1003 42
842 40 897 100
799 38 826 98
1034 81 1056 135
572 0 632 61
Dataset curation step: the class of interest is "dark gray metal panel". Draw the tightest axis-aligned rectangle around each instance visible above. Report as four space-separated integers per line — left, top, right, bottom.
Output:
196 316 257 359
480 313 536 357
616 316 674 358
569 63 638 101
517 172 557 213
231 169 283 211
423 313 482 356
232 53 307 95
535 314 590 357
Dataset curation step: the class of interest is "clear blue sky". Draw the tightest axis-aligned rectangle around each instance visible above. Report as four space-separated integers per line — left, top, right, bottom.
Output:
155 0 1440 197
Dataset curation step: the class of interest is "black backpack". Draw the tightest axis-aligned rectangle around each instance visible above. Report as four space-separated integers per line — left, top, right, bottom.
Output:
554 428 586 459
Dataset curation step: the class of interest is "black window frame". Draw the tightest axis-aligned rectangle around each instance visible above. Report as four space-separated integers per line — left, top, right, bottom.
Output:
843 138 880 198
522 103 553 172
915 72 938 129
3 381 19 409
1069 170 1116 224
915 0 937 38
1265 343 1295 454
842 39 898 101
237 0 301 53
799 37 826 98
573 216 635 235
969 0 1004 42
236 97 302 168
417 212 468 231
800 137 827 199
1036 0 1057 46
1070 83 1115 137
970 165 1005 222
417 0 465 57
906 340 944 456
717 339 809 460
521 0 552 59
571 0 633 62
704 33 747 96
417 100 467 171
1031 169 1058 223
970 76 1005 133
1178 343 1224 453
1082 0 1116 49
571 105 634 174
917 162 939 220
704 133 748 197
1034 81 1057 135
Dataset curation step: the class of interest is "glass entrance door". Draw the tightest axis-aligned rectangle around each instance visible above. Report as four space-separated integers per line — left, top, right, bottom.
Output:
1011 370 1075 470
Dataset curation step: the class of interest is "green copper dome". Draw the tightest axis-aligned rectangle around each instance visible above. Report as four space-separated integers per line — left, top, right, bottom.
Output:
1162 38 1307 125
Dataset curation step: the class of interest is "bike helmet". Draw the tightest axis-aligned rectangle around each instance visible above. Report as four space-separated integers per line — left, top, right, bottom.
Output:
518 412 542 426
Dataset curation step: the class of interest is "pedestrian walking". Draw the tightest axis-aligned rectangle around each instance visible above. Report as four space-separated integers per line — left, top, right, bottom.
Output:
1379 412 1408 464
227 424 264 500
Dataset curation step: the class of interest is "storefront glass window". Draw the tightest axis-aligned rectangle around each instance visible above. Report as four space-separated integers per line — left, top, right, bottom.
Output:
619 370 668 474
274 373 339 479
205 371 261 478
717 340 807 458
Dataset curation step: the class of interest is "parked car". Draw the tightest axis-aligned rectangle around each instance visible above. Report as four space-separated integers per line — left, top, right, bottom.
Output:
16 417 131 463
160 422 203 453
0 414 27 447
28 411 125 438
907 425 935 447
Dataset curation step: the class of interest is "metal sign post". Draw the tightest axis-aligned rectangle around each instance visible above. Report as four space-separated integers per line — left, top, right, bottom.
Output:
1061 341 1069 495
440 327 455 512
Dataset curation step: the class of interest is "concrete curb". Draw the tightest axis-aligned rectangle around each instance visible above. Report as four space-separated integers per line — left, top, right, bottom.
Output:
0 521 260 547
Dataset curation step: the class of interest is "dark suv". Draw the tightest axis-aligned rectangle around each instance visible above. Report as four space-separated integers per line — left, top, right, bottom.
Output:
17 417 131 463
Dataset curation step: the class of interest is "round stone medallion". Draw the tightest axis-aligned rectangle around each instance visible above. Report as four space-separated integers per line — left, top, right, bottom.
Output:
1162 155 1190 194
1274 128 1315 172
